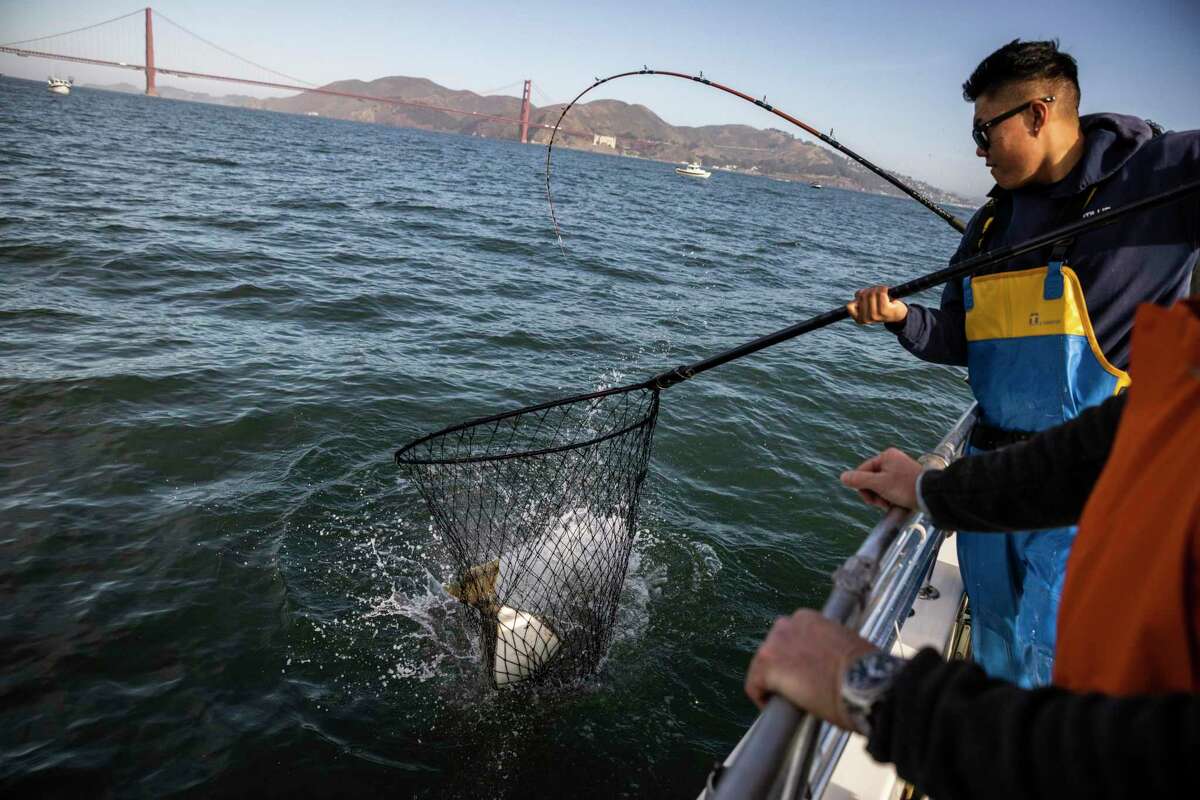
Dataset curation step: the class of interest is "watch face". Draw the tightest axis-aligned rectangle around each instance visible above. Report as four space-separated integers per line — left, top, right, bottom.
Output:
842 651 904 735
846 651 904 692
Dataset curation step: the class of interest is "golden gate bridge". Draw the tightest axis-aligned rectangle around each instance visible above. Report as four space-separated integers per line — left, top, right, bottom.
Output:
0 8 560 142
1 7 772 155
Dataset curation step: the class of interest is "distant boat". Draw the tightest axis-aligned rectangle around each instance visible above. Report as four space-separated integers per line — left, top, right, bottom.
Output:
47 77 72 95
675 161 712 179
809 182 824 189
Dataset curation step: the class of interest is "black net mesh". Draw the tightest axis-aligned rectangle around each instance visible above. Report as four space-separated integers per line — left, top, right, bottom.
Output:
396 385 660 688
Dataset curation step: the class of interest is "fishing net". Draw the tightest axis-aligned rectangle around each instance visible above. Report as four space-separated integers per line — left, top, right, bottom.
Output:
396 385 660 688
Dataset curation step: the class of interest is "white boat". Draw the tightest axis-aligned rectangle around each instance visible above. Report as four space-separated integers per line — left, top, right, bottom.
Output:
676 161 712 179
47 77 72 95
810 182 824 189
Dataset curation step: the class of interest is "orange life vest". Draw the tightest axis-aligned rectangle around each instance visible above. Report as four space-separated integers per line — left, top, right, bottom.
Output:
1053 298 1200 695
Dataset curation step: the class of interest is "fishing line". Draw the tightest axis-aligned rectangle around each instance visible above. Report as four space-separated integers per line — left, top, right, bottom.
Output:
544 68 967 255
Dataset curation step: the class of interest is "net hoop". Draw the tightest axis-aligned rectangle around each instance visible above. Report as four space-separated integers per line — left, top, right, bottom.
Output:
395 383 659 466
395 380 661 688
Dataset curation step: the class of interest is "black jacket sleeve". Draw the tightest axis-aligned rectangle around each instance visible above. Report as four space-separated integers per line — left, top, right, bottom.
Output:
882 203 995 367
919 392 1126 532
866 649 1200 800
884 286 969 367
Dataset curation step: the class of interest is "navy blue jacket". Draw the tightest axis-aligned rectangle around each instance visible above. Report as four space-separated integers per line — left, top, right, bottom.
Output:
888 114 1200 370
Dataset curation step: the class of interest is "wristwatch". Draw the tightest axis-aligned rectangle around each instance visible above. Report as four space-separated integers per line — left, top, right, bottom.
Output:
841 650 906 736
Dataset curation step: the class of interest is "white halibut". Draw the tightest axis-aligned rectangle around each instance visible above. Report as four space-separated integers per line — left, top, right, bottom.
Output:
447 507 628 687
496 508 627 612
493 605 563 686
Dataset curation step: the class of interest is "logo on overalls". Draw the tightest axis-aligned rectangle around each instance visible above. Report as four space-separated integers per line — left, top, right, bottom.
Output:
1029 311 1040 326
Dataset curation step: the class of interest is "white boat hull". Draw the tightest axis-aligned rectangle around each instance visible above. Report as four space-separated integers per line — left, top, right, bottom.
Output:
48 85 70 95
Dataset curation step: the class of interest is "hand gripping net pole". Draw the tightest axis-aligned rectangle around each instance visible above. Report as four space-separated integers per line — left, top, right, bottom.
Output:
396 385 660 688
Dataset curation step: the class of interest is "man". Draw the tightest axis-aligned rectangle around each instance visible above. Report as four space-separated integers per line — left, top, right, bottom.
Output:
745 294 1200 799
846 39 1199 686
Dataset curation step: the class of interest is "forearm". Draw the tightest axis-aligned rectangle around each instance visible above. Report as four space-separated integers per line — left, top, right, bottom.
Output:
919 393 1125 531
867 649 1200 800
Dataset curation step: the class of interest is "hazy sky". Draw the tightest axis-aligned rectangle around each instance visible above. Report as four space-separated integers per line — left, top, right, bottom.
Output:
2 0 1197 197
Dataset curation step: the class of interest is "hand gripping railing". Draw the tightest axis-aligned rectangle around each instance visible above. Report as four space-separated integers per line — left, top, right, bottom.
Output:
703 404 978 800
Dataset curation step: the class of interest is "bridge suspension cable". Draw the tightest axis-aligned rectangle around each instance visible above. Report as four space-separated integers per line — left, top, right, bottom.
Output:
0 8 143 47
151 9 317 88
474 81 523 98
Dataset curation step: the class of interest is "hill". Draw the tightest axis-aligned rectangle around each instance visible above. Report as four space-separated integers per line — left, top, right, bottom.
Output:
90 77 975 205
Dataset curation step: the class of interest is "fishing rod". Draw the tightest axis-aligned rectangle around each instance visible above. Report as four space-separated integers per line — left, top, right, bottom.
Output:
544 68 968 250
644 176 1200 392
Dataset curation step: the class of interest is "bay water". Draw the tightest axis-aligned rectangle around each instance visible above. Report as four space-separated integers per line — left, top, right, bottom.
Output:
0 76 973 797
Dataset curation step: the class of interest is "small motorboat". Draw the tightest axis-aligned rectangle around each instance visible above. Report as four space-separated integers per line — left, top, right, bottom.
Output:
47 77 72 95
809 182 824 189
675 161 712 179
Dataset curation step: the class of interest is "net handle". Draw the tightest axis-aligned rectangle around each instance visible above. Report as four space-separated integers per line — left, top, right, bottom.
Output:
650 178 1200 390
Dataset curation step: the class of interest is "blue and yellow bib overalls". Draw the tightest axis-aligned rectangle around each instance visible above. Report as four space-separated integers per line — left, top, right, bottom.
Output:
959 189 1129 687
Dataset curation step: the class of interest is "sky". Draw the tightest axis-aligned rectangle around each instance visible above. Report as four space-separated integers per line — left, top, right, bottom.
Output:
2 0 1197 197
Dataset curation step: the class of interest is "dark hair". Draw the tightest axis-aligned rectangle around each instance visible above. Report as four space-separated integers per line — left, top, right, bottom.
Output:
963 39 1080 108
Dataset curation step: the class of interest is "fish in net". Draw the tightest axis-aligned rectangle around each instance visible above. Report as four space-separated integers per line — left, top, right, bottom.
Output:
397 386 659 688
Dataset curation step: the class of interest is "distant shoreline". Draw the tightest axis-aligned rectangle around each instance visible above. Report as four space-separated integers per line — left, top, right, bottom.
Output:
7 71 980 208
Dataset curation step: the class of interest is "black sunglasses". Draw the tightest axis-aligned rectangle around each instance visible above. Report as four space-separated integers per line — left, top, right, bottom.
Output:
972 96 1055 150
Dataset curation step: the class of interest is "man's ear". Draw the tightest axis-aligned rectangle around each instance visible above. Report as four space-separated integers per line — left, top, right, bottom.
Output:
1031 98 1053 134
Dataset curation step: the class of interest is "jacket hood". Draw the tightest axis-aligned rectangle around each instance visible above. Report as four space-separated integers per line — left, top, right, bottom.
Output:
1056 113 1155 195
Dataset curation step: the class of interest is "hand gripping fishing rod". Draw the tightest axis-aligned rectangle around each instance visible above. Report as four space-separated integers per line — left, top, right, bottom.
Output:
545 69 968 245
647 177 1200 394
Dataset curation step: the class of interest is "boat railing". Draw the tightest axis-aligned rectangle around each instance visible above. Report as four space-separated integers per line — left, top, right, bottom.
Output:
704 403 978 800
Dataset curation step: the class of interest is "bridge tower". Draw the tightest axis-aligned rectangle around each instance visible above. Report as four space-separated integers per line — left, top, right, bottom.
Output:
144 7 157 96
519 80 531 144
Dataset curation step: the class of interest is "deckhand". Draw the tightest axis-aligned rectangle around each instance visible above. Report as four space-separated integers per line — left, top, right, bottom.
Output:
747 296 1200 800
845 38 1200 688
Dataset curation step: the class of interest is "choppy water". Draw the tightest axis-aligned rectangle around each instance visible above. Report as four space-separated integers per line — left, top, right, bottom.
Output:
0 76 973 797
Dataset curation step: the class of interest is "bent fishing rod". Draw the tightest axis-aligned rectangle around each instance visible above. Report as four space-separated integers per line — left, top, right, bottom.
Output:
544 69 968 245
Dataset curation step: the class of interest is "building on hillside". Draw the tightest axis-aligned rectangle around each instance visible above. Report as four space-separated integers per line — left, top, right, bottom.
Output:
592 134 617 149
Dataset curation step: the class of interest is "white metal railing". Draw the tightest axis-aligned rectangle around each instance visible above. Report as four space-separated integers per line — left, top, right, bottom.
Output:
703 404 977 800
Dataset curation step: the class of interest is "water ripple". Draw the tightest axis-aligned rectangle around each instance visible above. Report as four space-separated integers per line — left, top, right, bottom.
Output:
0 75 973 797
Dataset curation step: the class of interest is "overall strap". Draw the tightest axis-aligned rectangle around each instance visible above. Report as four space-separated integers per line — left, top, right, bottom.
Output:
964 199 1000 310
1045 185 1101 300
974 199 998 253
